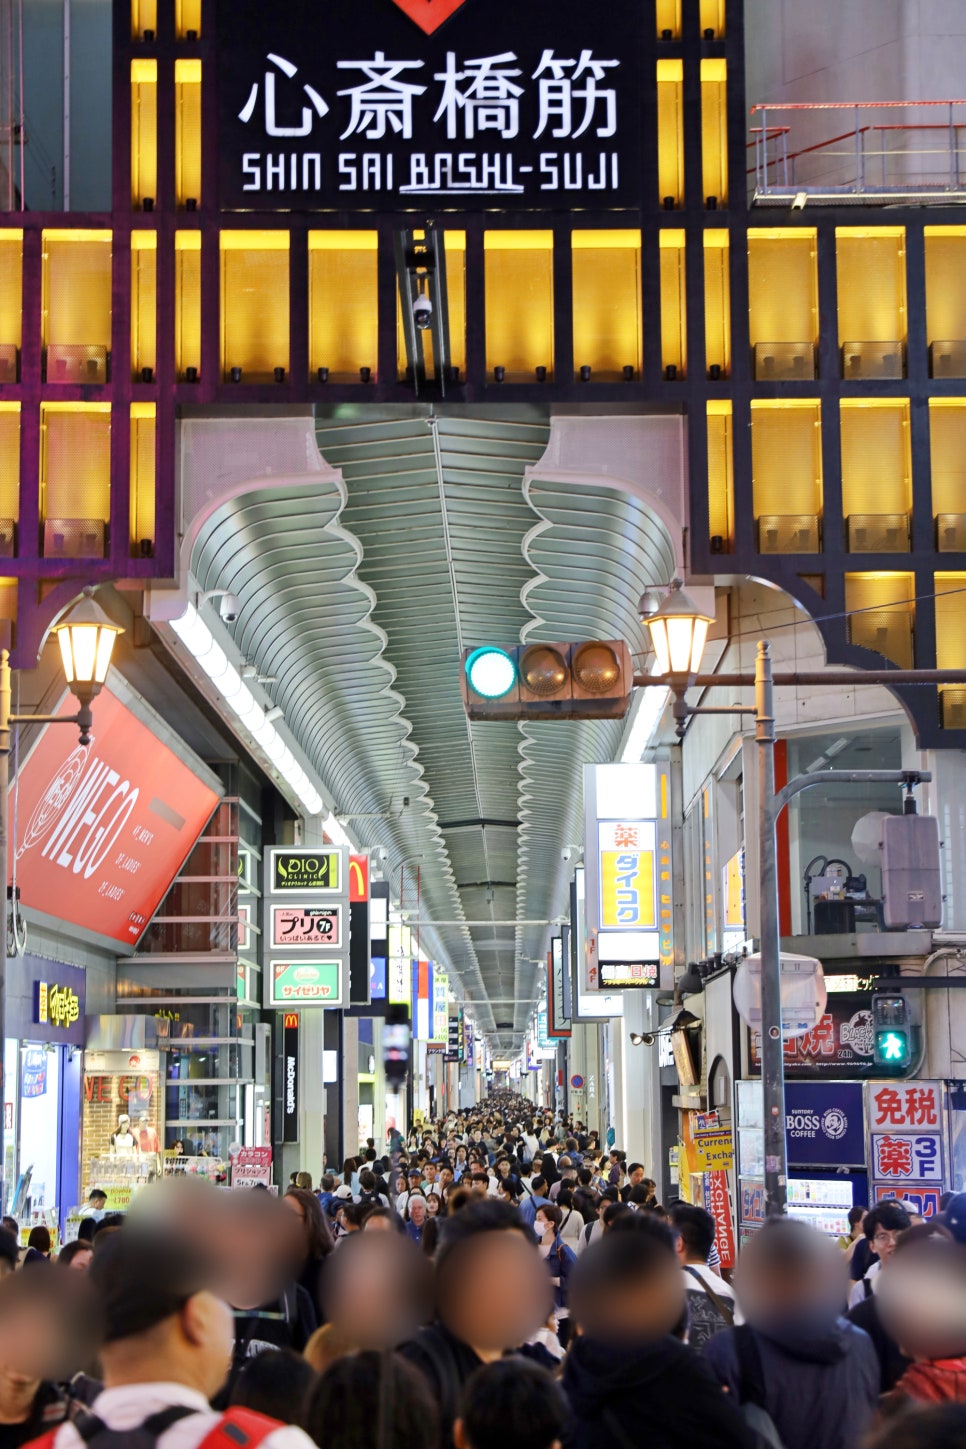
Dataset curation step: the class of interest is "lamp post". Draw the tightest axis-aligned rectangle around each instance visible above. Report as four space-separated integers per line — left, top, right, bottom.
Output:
0 595 123 1212
643 582 937 1218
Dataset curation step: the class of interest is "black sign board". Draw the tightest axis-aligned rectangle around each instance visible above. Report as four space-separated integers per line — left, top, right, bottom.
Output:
349 899 372 1005
282 1012 300 1143
217 0 645 211
548 934 572 1037
749 993 877 1080
270 848 341 893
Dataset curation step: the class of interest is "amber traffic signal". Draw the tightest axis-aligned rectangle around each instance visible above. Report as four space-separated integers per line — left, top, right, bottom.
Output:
461 640 634 720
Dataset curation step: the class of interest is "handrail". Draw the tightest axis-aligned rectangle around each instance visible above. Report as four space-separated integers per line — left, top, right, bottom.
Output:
751 99 966 112
746 126 870 176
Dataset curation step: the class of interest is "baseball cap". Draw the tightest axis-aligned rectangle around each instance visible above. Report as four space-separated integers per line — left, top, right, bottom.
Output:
333 1183 354 1199
945 1191 966 1244
90 1226 213 1343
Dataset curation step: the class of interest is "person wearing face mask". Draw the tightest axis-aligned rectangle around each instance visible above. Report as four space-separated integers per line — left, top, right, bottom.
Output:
533 1206 576 1347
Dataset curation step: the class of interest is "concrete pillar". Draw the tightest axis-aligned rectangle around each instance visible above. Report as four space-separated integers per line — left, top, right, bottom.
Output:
343 1015 360 1156
300 1007 326 1182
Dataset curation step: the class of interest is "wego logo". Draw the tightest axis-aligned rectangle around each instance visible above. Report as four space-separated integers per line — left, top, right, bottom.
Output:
390 0 470 35
18 743 139 882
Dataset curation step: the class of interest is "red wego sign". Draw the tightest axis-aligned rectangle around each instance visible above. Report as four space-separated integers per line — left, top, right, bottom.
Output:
10 688 220 947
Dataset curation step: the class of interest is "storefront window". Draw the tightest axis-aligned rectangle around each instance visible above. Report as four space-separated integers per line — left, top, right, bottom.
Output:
18 1044 61 1217
2 1038 16 1214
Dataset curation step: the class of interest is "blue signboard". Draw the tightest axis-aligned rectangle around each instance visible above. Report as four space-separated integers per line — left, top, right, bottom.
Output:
785 1081 865 1167
22 1047 48 1098
370 955 387 1000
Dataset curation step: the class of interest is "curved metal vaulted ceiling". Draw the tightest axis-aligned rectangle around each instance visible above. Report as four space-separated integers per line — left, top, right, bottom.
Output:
189 404 678 1052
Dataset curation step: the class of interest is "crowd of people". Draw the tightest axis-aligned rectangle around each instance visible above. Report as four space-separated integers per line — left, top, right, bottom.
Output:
0 1092 965 1449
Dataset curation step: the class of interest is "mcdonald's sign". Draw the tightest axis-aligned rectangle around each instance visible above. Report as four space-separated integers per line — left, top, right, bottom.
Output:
349 854 369 904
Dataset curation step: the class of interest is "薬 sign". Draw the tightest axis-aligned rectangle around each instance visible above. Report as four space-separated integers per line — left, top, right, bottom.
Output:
216 0 645 211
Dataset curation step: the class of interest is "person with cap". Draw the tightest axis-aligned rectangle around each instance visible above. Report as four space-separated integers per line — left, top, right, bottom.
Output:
396 1170 425 1217
25 1224 315 1449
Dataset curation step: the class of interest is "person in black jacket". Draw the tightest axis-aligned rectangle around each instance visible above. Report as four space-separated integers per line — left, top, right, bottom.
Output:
562 1224 756 1449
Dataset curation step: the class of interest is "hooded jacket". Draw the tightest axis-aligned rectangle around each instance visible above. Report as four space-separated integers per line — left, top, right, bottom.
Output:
703 1315 879 1449
562 1334 757 1449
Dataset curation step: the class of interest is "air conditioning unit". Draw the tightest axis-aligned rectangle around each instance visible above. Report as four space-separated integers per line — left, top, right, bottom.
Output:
0 344 17 383
936 513 966 551
842 341 905 379
930 341 966 378
43 518 107 558
941 687 966 729
44 344 109 384
753 342 817 381
757 514 821 553
848 608 913 668
0 517 14 557
847 513 910 552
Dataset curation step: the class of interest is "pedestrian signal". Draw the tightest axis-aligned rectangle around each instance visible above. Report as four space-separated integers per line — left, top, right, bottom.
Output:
460 641 634 721
872 993 912 1071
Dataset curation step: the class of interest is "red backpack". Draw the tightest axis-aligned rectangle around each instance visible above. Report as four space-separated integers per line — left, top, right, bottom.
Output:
24 1403 283 1449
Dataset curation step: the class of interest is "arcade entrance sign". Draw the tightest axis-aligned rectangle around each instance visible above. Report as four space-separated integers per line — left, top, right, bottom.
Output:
217 0 645 210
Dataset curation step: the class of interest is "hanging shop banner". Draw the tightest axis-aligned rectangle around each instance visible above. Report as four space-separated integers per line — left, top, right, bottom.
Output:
548 936 572 1037
349 854 369 903
868 1079 944 1196
232 1145 273 1188
216 0 645 212
282 1013 300 1143
269 960 344 1006
10 687 220 949
749 993 876 1078
271 903 343 949
582 763 672 987
690 1111 735 1173
433 970 449 1042
264 845 349 1008
703 1170 737 1270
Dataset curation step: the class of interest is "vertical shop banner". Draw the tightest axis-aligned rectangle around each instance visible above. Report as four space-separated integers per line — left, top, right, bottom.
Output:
583 763 672 987
370 880 389 1002
10 688 220 948
412 960 432 1040
868 1080 944 1206
703 1170 736 1270
264 846 349 1008
548 936 572 1037
282 1014 300 1143
432 970 449 1042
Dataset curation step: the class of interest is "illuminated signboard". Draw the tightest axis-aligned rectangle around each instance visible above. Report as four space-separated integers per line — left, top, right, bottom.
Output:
216 0 645 211
270 903 343 949
598 961 659 989
11 688 220 948
269 848 343 893
269 960 344 1006
35 981 81 1029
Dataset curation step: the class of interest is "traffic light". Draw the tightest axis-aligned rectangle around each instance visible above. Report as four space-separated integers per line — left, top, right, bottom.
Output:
872 993 912 1071
461 640 634 721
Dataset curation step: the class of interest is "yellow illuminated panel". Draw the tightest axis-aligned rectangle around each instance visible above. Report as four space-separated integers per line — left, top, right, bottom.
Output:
220 232 290 381
659 230 686 377
40 404 112 528
657 60 684 207
42 231 112 349
700 0 726 36
175 231 201 378
175 0 202 37
703 229 730 377
840 400 911 519
484 231 553 380
130 404 156 554
748 228 817 349
131 0 157 38
751 400 822 520
836 227 907 345
445 231 466 379
175 59 202 207
131 60 157 208
924 228 966 354
929 400 966 517
309 231 377 382
845 572 914 668
936 574 966 669
0 404 20 522
700 60 728 206
707 401 733 549
131 232 157 379
571 230 641 380
0 580 14 633
0 231 23 351
655 0 681 38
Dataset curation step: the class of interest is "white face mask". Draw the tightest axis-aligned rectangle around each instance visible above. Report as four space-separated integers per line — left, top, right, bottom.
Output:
535 1219 552 1237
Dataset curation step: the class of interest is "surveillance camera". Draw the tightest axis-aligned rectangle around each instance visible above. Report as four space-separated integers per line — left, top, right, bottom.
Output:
219 592 240 624
413 294 433 330
561 847 572 862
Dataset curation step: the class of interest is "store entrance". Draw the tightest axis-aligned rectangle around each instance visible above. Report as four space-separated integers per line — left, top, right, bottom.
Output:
6 1041 81 1240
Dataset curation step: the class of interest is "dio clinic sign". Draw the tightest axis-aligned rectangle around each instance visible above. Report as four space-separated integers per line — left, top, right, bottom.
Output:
216 0 645 210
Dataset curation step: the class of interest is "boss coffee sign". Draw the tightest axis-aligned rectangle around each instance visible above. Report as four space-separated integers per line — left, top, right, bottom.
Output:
217 0 644 210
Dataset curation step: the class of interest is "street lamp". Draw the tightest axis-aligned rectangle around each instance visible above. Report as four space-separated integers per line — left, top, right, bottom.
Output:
0 592 123 1212
641 584 936 1219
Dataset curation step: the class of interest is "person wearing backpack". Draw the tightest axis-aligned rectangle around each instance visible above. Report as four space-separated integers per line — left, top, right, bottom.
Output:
24 1225 315 1449
703 1219 879 1449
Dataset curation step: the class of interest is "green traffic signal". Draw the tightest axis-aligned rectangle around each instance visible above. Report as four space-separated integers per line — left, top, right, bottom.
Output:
877 1029 908 1063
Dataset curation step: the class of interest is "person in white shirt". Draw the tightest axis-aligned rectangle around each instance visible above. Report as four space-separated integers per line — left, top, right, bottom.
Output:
669 1203 741 1348
46 1224 313 1449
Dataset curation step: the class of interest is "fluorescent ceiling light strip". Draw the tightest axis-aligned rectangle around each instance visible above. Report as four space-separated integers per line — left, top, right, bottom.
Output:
171 603 329 819
620 681 671 763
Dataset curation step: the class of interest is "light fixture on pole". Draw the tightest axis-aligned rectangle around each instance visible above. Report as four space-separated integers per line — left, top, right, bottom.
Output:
0 590 123 1214
640 580 714 735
